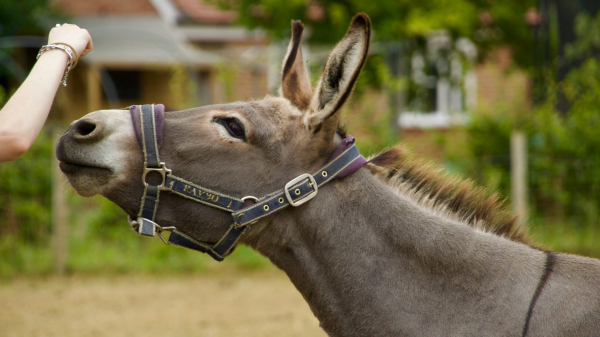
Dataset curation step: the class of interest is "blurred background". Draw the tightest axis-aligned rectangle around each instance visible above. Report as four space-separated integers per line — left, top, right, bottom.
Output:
1 0 600 335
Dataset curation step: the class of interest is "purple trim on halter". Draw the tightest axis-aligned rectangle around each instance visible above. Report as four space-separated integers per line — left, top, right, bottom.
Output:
129 105 142 146
129 104 166 149
329 136 367 178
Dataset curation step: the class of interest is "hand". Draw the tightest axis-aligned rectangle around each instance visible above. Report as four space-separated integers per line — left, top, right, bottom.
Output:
48 24 93 57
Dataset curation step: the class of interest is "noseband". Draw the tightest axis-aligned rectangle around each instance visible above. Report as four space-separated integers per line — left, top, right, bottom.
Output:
127 104 367 261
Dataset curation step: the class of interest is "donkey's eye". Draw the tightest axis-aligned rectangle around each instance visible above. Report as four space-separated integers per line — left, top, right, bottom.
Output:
214 117 246 141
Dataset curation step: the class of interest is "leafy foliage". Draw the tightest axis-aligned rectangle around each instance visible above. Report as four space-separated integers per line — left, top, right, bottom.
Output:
452 68 599 259
0 0 63 36
212 0 538 68
436 12 600 257
0 129 53 244
462 12 600 227
564 12 600 60
527 58 600 225
464 92 600 227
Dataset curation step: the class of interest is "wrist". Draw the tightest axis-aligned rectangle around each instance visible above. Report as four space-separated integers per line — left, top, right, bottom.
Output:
36 44 76 86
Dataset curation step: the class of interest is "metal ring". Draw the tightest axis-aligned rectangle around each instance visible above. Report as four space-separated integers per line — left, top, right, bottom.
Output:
263 205 270 212
322 171 328 177
278 197 284 203
295 189 301 195
242 196 258 202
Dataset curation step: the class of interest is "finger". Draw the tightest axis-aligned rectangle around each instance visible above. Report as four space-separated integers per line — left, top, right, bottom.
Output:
80 29 93 57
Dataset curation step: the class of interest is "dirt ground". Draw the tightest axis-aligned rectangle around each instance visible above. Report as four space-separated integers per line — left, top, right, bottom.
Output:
0 270 327 337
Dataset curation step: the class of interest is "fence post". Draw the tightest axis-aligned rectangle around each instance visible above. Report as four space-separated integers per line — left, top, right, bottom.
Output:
87 65 101 112
52 132 67 275
511 130 528 224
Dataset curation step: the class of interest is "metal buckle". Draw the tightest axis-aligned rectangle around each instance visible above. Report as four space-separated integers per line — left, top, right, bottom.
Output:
143 162 172 190
133 216 177 244
155 224 176 245
284 173 318 207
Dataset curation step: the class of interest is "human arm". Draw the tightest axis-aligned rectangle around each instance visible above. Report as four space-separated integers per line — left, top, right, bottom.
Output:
0 24 92 162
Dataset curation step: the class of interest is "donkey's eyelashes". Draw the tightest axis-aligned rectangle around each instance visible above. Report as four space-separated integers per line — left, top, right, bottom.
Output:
214 117 246 141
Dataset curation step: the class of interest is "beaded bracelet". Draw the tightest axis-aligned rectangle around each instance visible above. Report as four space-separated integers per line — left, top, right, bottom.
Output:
36 44 77 86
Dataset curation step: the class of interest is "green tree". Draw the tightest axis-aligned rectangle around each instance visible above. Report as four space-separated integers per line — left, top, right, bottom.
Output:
0 0 60 36
461 13 600 229
0 129 53 242
212 0 538 69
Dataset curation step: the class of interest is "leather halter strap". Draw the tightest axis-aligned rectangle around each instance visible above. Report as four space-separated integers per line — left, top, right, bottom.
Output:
129 104 367 261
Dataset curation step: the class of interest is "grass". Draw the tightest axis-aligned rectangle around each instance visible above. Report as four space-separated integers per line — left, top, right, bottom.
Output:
0 195 273 279
528 218 600 258
0 235 272 279
0 237 54 277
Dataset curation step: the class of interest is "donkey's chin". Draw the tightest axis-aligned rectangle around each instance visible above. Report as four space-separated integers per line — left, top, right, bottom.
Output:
59 162 114 197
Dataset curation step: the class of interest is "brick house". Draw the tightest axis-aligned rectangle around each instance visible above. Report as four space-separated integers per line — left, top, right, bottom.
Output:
6 0 529 149
48 0 269 122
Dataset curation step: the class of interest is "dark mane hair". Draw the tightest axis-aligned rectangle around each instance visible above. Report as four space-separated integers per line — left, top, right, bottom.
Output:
367 145 532 245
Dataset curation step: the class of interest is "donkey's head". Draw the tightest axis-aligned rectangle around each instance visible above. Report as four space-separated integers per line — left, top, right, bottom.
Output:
57 14 370 245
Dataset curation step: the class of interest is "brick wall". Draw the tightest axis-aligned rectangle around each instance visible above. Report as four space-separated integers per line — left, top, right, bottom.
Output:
171 0 236 24
51 0 157 16
475 47 531 112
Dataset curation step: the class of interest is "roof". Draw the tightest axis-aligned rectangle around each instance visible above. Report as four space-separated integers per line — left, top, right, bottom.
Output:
178 25 266 43
73 16 222 68
51 0 157 16
170 0 236 24
51 0 235 25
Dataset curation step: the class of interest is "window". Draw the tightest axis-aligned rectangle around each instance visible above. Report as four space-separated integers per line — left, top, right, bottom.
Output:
400 32 477 129
104 70 141 101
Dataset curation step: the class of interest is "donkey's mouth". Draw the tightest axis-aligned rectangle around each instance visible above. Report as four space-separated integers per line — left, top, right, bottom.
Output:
58 161 112 175
56 143 113 175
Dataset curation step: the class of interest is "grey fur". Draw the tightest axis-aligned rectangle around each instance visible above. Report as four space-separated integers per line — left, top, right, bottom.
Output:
56 14 600 337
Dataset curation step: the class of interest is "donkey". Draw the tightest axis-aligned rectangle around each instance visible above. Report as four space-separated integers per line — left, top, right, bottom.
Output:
56 14 600 336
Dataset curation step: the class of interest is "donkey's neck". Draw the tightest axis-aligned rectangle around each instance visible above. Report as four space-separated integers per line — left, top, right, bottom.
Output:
244 169 546 337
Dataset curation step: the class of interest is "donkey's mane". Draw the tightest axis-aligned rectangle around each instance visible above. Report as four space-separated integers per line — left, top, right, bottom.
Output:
366 145 531 245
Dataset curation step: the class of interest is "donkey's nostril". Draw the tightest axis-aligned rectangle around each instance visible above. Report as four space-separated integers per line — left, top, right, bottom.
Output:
74 119 97 137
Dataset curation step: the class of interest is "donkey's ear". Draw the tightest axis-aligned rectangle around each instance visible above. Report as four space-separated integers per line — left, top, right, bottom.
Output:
280 20 313 110
304 14 370 134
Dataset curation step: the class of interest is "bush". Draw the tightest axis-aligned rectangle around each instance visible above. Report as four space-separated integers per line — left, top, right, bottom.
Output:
450 24 600 256
0 128 53 244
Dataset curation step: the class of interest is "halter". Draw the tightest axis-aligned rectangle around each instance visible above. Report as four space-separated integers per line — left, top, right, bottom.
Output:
127 104 367 261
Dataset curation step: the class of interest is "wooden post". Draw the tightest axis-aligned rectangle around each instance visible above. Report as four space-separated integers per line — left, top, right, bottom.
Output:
87 65 101 112
52 132 67 275
511 130 528 224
